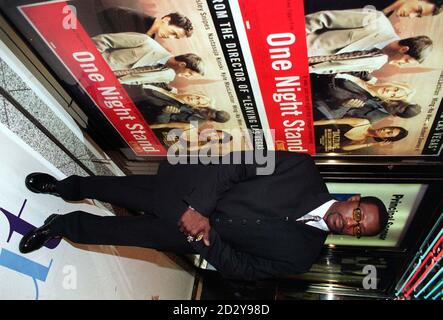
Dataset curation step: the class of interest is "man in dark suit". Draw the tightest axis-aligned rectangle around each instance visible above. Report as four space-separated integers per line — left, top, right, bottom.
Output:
19 151 388 280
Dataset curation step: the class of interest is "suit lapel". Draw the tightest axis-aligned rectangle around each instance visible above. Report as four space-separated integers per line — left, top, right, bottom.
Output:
293 192 334 220
296 218 329 236
339 25 393 53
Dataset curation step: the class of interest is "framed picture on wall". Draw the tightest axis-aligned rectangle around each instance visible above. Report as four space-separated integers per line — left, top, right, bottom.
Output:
325 182 427 248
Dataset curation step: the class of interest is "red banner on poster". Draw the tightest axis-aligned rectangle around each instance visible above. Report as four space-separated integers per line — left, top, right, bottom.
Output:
21 2 166 156
237 0 315 154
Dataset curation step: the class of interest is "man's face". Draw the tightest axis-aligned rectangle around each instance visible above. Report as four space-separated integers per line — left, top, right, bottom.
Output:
385 103 409 115
395 0 435 18
389 53 419 67
197 107 216 120
325 197 380 237
157 17 187 39
176 67 199 79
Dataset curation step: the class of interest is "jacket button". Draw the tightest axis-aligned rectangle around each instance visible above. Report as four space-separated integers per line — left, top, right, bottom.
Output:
256 219 261 224
241 219 247 225
215 218 220 223
228 219 233 224
284 216 289 222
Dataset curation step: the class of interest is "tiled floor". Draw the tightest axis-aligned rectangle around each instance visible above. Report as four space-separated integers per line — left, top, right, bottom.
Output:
0 59 6 88
0 97 7 124
1 57 28 91
0 56 112 177
3 98 80 171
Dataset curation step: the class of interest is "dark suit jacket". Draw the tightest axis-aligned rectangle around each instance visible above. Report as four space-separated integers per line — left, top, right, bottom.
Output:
345 100 390 123
156 105 207 124
123 84 193 124
154 151 332 280
311 75 389 123
95 7 156 35
71 3 156 37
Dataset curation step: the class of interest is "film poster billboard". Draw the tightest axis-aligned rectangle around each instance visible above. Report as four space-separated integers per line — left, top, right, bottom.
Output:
1 0 442 157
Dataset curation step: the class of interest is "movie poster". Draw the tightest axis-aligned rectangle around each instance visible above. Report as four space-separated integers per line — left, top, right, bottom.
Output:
326 182 427 247
305 1 443 156
1 0 442 157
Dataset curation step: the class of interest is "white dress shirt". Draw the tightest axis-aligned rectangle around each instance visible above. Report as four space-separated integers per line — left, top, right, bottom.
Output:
296 200 336 232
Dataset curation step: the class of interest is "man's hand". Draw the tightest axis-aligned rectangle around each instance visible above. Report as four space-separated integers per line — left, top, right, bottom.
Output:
344 98 365 109
163 106 181 114
178 207 211 246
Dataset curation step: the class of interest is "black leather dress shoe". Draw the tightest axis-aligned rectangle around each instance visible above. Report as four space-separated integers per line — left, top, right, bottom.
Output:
19 214 61 254
25 172 60 196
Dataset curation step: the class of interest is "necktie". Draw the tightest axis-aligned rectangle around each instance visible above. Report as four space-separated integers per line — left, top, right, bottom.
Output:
309 48 383 65
114 64 168 77
297 214 322 224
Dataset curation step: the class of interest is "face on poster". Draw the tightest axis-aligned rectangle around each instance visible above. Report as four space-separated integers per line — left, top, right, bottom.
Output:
325 182 427 247
1 0 442 157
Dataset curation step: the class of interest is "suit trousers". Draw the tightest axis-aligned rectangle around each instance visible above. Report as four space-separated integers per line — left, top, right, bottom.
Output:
51 175 197 254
